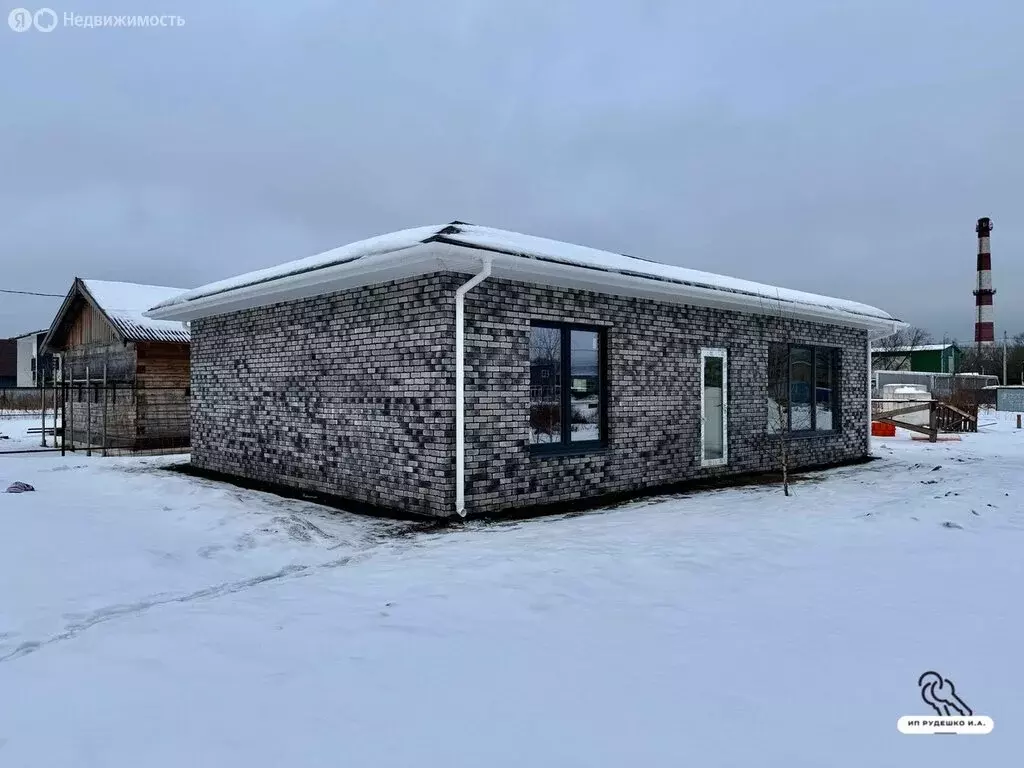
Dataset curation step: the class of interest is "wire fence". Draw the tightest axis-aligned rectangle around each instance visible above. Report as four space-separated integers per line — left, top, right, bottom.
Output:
0 384 190 456
872 371 999 402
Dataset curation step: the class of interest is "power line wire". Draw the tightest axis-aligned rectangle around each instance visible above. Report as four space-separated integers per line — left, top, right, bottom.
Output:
0 288 64 297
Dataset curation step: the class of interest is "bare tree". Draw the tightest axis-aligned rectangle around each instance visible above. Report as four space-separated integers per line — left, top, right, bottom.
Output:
872 326 935 371
766 342 792 496
756 293 797 497
959 344 1004 379
1010 332 1024 384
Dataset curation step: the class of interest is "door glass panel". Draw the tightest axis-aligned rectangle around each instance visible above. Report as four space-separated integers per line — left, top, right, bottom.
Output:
703 355 724 460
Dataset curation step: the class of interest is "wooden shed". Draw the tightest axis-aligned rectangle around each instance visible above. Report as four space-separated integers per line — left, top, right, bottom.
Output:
42 278 191 450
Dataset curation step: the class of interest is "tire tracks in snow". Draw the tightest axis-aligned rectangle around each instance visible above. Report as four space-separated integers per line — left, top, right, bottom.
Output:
0 550 380 664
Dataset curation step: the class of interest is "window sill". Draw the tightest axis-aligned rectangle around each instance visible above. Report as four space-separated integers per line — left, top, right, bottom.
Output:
766 430 841 440
701 457 729 468
528 443 609 458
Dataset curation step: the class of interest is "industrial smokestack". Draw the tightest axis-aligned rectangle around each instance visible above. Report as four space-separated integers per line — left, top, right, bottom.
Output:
973 217 995 350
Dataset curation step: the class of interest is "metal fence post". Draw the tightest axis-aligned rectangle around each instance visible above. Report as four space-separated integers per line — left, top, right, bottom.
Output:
68 377 75 454
40 382 46 447
52 376 58 450
60 378 66 457
102 383 108 457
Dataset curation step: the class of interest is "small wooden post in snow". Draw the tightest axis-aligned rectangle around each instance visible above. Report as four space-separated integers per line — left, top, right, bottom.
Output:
928 400 938 443
60 365 66 457
67 367 74 453
101 361 108 457
85 364 92 457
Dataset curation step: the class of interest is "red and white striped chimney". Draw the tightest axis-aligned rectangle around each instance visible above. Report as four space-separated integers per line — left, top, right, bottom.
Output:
973 216 995 349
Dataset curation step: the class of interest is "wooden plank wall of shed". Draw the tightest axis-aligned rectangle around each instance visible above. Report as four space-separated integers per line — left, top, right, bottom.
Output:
66 301 117 347
62 302 138 446
136 342 190 445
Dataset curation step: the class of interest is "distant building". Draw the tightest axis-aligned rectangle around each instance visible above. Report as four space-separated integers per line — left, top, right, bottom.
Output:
41 278 190 449
983 385 1024 412
15 329 59 387
872 343 962 374
0 338 16 387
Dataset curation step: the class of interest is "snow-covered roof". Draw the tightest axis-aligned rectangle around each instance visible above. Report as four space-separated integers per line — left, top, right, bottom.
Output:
874 344 955 353
13 328 49 340
151 226 443 312
148 222 901 335
80 280 191 344
891 385 930 394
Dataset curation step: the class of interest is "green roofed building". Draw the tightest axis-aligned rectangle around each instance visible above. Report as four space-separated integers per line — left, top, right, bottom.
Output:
871 343 963 374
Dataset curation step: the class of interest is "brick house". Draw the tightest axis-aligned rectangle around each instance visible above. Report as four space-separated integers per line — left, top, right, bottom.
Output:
148 222 902 518
42 278 191 449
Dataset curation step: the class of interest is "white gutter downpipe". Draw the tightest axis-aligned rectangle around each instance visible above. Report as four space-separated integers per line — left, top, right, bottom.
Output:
866 336 873 455
455 256 493 517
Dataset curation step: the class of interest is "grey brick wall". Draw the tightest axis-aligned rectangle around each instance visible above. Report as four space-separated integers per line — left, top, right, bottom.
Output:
189 276 457 516
461 278 869 515
190 272 869 518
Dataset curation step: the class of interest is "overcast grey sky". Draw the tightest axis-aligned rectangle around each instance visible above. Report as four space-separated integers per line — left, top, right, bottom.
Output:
2 0 1021 342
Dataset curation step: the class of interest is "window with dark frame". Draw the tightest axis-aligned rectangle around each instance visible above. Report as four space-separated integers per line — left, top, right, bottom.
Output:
529 322 606 451
767 344 840 434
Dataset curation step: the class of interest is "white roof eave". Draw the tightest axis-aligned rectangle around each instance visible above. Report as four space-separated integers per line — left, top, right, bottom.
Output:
474 249 901 337
145 244 440 321
147 240 902 337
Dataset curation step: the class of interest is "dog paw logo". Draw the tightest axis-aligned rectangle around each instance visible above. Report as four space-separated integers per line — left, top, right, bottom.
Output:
918 671 972 717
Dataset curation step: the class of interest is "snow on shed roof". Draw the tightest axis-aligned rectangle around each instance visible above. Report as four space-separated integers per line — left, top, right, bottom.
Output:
148 222 899 330
874 344 955 353
81 280 191 344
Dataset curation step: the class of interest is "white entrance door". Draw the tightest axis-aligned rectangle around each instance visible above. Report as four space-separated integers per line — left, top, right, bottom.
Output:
700 348 728 467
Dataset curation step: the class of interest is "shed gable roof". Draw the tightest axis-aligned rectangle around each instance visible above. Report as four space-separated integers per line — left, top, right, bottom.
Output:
43 278 191 352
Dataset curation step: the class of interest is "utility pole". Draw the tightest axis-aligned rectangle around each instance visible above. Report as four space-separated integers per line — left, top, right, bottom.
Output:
1003 331 1009 384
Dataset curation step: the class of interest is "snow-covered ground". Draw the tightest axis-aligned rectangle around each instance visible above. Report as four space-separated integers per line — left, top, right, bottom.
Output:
0 414 60 453
1 411 1022 766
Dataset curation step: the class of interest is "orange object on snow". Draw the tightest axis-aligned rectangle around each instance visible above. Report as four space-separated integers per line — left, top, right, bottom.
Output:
871 421 896 437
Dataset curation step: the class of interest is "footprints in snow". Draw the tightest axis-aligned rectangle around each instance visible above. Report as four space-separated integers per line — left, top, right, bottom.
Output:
0 556 364 664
